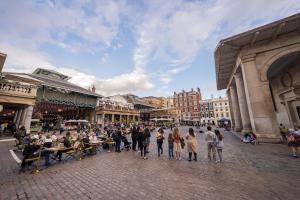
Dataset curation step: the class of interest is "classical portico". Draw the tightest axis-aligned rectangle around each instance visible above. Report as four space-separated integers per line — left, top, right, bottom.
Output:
215 13 300 142
0 54 40 132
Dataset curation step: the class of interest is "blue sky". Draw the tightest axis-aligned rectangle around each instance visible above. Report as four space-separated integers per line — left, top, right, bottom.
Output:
1 0 300 98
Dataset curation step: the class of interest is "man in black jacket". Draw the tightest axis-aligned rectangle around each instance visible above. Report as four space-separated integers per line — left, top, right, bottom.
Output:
113 128 122 152
131 126 138 151
20 138 40 172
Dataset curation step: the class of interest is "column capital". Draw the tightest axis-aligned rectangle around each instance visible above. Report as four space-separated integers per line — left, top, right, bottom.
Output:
241 53 256 63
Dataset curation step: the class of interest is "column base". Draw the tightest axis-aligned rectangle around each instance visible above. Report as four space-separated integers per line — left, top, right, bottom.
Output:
234 127 242 132
255 133 282 143
241 129 252 134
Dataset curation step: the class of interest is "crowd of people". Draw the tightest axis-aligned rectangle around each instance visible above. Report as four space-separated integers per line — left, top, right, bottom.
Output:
14 124 225 173
128 125 224 162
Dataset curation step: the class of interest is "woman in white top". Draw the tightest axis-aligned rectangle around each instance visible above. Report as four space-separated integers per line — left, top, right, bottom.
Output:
214 130 224 162
186 128 197 161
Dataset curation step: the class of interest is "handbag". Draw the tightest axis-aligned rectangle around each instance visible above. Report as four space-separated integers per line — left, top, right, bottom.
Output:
287 135 296 143
180 138 185 149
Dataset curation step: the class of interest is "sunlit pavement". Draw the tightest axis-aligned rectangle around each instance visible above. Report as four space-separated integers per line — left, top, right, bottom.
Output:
0 126 299 200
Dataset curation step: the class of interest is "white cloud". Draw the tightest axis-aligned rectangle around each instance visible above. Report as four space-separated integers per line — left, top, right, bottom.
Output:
1 0 300 97
1 43 153 96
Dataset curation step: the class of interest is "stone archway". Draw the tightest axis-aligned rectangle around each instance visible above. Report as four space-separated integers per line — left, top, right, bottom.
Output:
260 44 300 82
266 50 300 128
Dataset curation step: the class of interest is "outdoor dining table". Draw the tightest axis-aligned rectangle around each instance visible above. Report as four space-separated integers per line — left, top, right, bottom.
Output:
45 146 68 152
89 140 103 153
106 140 115 153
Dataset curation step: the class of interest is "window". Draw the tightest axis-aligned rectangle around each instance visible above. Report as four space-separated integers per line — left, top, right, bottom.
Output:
216 114 219 118
226 113 229 117
220 108 223 111
221 113 224 118
225 103 227 105
210 113 213 118
226 108 228 111
215 108 218 111
220 103 222 106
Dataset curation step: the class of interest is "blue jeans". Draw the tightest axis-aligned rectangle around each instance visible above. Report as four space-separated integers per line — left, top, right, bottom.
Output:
168 146 174 159
157 142 163 156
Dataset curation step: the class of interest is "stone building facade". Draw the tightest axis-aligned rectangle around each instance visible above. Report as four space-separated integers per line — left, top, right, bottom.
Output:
215 13 300 142
200 99 214 124
0 53 40 132
173 88 202 122
96 95 140 127
200 96 231 125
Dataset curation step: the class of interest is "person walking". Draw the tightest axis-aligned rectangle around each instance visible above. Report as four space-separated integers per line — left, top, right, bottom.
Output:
141 128 151 160
214 129 224 162
156 128 165 157
168 133 174 160
205 126 216 162
287 128 300 158
173 127 182 160
186 128 197 162
137 126 144 152
113 128 122 152
131 126 138 151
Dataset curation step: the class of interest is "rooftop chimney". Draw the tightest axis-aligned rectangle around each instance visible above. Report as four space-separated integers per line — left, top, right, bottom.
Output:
92 85 96 93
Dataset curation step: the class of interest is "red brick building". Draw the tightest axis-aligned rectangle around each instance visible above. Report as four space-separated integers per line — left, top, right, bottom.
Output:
173 88 202 123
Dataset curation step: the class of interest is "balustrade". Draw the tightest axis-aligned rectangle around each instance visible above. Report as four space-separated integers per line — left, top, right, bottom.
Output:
0 80 36 97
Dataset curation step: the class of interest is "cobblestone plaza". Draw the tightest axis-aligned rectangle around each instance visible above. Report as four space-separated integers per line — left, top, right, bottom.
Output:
0 127 299 200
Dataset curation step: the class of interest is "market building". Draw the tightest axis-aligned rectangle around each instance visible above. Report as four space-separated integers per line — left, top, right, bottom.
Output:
215 13 300 142
96 95 140 127
150 107 181 122
122 94 155 121
141 96 164 109
1 66 100 132
173 88 202 124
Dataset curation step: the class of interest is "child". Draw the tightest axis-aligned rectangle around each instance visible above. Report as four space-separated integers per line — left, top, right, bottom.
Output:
214 130 224 162
168 133 174 160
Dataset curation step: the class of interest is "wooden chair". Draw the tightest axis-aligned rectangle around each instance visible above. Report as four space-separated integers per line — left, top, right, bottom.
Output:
63 147 77 162
23 147 43 173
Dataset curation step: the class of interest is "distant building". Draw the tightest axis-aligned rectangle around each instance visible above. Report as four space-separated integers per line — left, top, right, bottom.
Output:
122 94 155 121
200 96 231 125
200 99 214 125
212 96 231 125
96 95 140 126
150 107 180 122
141 96 164 109
173 88 202 123
165 96 174 108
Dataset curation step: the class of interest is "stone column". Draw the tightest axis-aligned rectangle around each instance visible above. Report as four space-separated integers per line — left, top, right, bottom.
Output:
89 110 95 124
13 110 19 123
229 85 243 132
20 107 27 128
24 106 33 133
234 72 252 132
127 115 130 124
102 113 105 128
241 55 280 142
16 108 23 129
111 114 115 123
227 89 234 129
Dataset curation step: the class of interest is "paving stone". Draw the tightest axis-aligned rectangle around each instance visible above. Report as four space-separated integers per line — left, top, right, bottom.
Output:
0 126 300 200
